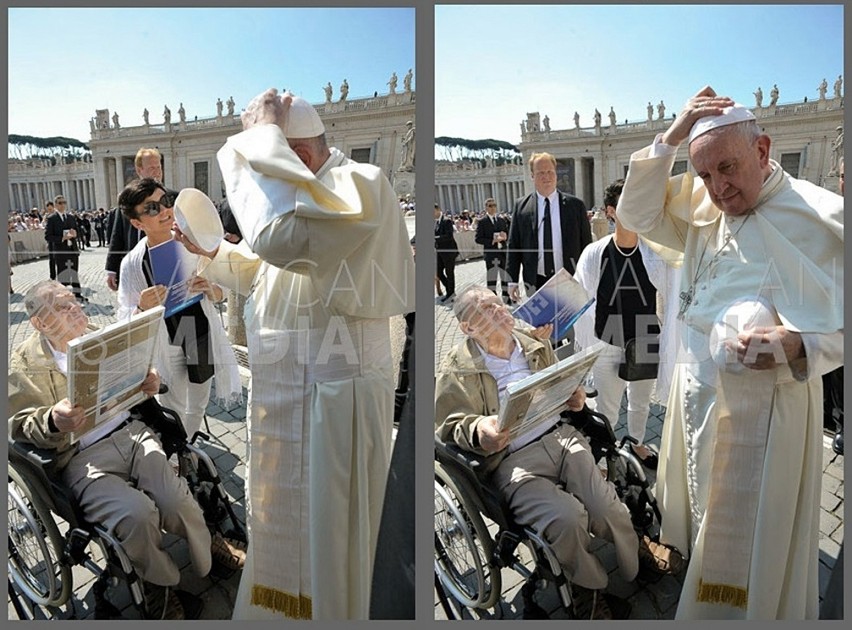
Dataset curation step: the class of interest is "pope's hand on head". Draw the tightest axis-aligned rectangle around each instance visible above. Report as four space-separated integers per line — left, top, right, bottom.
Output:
51 399 86 433
241 88 292 132
662 85 735 147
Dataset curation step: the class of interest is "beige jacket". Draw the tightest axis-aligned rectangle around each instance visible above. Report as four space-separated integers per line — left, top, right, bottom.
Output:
434 328 555 475
8 329 92 470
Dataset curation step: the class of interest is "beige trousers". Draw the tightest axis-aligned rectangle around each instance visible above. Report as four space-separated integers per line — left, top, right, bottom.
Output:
62 419 212 586
491 423 639 590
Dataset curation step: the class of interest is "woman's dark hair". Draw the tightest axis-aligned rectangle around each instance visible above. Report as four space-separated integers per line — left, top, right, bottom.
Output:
117 178 165 220
603 179 625 209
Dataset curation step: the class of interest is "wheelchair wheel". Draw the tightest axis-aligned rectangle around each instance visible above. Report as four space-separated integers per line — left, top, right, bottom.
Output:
434 462 500 610
8 467 71 608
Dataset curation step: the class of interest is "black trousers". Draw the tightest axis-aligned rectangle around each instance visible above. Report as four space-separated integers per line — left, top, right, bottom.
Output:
436 251 457 296
48 248 57 280
54 252 81 295
484 251 509 300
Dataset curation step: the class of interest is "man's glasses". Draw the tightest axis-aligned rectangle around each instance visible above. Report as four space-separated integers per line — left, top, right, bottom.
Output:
137 190 178 217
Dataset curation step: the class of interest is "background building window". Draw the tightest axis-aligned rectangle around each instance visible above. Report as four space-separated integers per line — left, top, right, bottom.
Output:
193 161 209 196
350 147 371 163
780 152 801 178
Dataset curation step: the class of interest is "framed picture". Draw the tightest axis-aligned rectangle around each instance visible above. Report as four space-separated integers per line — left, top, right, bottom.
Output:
67 306 163 441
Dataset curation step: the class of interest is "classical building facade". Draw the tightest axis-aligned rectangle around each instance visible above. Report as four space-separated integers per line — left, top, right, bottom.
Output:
8 87 416 213
8 159 96 212
435 91 844 215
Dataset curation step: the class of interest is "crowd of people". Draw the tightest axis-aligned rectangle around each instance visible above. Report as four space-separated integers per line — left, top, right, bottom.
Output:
8 206 111 248
434 86 843 620
9 89 415 620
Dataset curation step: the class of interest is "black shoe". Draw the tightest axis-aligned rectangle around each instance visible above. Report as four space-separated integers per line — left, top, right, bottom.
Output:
833 430 843 456
630 443 658 470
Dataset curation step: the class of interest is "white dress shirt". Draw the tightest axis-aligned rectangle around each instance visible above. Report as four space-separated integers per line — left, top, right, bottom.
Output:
537 191 563 277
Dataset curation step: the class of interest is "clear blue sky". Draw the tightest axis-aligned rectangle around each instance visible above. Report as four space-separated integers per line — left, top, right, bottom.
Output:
8 7 415 142
436 4 844 145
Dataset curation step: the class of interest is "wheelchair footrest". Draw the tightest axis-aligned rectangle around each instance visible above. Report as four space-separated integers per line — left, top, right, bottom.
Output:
63 527 93 567
494 530 523 568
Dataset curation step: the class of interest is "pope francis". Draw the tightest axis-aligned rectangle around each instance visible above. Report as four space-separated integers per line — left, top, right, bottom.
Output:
176 88 415 620
617 86 843 619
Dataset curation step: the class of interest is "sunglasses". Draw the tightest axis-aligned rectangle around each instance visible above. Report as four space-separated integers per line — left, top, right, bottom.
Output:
137 190 178 217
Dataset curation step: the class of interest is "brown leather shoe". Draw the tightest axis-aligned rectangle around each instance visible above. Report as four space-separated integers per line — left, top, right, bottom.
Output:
211 531 247 570
143 582 185 620
638 534 684 575
570 584 613 620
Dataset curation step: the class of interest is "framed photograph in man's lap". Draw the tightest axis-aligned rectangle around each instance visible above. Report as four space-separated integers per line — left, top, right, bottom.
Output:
67 306 163 441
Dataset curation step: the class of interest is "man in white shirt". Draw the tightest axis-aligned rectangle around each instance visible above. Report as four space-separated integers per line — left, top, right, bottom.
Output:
8 280 218 619
435 285 681 619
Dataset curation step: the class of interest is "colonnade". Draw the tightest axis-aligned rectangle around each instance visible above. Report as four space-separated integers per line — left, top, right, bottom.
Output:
434 179 526 215
8 177 96 213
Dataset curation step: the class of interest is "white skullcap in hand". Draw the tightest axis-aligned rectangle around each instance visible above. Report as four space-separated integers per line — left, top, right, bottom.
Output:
688 104 756 144
282 92 325 138
709 297 780 374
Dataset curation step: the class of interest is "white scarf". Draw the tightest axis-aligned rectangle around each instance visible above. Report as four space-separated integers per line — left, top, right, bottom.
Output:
117 237 242 408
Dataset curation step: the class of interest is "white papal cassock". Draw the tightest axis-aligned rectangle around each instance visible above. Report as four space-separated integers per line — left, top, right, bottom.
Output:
202 125 414 619
617 141 843 619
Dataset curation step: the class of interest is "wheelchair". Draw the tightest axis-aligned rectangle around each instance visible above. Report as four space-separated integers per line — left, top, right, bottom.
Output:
8 397 246 620
434 404 663 620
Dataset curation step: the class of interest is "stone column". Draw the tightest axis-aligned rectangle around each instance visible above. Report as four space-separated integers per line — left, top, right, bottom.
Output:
575 159 587 207
115 157 124 198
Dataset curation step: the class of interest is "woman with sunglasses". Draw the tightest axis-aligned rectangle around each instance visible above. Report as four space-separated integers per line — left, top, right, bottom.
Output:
115 178 241 440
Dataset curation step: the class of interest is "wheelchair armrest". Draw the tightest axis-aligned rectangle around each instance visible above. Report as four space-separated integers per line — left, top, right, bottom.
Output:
434 436 487 474
8 437 73 520
9 438 61 477
130 397 187 458
562 405 620 462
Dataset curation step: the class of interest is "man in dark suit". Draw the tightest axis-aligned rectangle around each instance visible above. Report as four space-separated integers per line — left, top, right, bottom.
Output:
42 201 56 279
434 203 458 302
44 195 85 302
474 198 511 303
105 147 162 290
507 152 592 302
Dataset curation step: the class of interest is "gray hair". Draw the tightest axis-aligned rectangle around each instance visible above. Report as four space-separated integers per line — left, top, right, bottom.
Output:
24 280 65 318
453 285 496 324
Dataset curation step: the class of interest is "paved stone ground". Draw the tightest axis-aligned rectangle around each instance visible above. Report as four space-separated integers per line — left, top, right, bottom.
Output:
433 256 844 620
7 246 406 620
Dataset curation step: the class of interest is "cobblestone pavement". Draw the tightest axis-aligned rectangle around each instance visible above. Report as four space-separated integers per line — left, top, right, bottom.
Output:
433 256 844 620
7 246 407 620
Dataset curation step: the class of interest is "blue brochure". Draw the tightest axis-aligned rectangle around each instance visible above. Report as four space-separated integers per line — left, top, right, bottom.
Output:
513 268 595 341
148 238 203 318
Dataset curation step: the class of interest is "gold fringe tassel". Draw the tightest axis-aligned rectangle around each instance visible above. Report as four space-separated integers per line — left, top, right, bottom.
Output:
251 584 313 619
696 579 748 609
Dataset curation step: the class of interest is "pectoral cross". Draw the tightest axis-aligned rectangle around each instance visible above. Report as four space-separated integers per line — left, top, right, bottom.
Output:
677 286 694 320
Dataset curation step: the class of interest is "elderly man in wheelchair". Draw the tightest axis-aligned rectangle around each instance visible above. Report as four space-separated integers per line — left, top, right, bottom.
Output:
8 280 245 619
435 286 683 620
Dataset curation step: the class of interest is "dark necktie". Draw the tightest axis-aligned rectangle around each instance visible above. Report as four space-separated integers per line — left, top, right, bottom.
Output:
543 197 555 277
